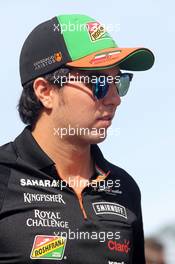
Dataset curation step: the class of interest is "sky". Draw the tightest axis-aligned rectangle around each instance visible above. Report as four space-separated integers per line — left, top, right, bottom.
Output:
0 0 174 236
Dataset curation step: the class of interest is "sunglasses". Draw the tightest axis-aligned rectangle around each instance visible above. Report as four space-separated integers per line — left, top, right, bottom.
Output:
54 71 133 100
88 72 133 100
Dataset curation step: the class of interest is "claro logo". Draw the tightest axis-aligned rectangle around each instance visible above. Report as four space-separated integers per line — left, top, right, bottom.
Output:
107 240 130 254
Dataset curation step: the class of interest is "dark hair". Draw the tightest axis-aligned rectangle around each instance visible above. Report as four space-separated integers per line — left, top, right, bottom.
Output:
17 67 70 127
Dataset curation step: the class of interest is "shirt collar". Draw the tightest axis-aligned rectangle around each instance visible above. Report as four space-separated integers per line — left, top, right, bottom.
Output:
14 125 111 178
14 125 54 170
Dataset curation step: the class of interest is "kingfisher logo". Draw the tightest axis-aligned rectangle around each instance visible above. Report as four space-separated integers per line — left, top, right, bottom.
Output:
30 235 67 260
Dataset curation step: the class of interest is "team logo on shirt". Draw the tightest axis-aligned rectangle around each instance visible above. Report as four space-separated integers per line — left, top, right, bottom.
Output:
92 202 127 219
30 235 67 260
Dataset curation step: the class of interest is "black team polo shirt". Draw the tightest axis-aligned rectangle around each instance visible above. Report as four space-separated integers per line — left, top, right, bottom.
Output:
0 126 145 264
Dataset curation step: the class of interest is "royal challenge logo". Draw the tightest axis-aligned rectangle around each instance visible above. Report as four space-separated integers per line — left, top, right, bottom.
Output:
30 235 67 260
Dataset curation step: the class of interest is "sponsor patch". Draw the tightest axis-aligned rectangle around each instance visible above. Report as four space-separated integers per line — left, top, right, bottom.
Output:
23 193 65 204
93 202 127 219
30 235 66 260
20 178 60 188
86 22 110 42
26 209 69 229
90 50 121 64
107 240 130 255
100 186 123 195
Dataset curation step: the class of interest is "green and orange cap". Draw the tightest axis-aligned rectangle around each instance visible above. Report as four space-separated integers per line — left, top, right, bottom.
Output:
20 14 155 86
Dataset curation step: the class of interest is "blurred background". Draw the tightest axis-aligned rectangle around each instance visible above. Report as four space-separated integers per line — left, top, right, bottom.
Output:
0 0 174 263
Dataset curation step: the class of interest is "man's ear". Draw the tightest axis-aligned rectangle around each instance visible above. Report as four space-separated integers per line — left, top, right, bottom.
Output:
33 78 54 109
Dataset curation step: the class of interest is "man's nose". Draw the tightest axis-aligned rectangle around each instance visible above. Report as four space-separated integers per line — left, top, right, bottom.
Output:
102 83 121 107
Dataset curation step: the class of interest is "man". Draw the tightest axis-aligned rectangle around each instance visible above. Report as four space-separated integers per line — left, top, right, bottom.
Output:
145 238 166 264
0 14 154 263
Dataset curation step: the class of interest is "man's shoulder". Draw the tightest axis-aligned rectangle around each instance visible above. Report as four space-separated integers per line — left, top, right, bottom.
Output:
0 141 17 183
0 142 17 211
0 141 17 166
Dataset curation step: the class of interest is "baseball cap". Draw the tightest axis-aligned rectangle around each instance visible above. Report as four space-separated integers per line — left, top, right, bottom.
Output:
20 14 155 86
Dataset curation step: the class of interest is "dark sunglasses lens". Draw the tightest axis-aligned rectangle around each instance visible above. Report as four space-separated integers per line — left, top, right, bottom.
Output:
117 73 133 97
92 77 109 99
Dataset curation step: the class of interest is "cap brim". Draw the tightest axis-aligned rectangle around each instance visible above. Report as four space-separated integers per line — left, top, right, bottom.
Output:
66 47 155 71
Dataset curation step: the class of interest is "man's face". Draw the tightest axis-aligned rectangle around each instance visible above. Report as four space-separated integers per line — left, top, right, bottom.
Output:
51 67 121 144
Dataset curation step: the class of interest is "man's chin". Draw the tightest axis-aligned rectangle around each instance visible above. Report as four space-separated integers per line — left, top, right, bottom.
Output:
88 134 107 144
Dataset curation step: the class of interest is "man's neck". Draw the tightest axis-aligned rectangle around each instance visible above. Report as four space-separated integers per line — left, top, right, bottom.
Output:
31 122 95 182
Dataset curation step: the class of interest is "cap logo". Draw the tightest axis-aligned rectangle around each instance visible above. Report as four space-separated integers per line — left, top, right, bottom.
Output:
33 51 62 71
54 52 62 62
90 50 121 64
86 22 110 42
